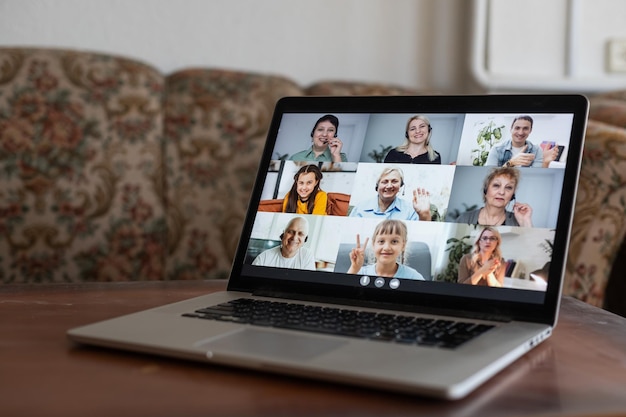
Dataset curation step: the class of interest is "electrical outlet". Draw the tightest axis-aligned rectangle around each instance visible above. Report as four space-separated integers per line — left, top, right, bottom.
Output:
607 39 626 73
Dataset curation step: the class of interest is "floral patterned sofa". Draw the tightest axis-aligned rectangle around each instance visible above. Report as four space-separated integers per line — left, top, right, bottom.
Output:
0 47 623 314
0 47 416 285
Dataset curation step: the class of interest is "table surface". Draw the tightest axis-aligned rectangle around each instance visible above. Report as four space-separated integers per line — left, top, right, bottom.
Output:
2 280 626 417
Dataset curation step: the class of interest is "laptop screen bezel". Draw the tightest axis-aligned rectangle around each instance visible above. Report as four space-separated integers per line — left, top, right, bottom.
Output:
227 94 589 325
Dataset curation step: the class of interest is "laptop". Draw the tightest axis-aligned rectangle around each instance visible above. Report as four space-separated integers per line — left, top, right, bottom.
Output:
68 94 589 400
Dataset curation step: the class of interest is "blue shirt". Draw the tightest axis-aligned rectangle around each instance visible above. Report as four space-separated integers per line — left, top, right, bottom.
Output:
485 139 544 167
358 263 424 280
349 196 418 221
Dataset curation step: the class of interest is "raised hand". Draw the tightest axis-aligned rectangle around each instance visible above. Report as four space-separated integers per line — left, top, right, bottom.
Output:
347 233 369 274
412 188 432 221
328 137 343 162
513 202 533 227
542 145 560 167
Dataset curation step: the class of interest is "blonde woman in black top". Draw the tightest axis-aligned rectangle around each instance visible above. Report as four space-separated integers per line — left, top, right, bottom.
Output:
384 115 441 164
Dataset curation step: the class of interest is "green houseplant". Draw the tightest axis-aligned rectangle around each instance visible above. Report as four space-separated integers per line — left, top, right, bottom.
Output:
436 235 472 283
368 145 393 163
471 120 505 166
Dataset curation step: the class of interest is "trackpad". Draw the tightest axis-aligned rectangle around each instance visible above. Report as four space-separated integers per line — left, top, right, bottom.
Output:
198 328 347 361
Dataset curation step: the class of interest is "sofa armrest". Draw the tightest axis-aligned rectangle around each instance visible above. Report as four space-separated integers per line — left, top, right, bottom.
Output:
564 96 626 308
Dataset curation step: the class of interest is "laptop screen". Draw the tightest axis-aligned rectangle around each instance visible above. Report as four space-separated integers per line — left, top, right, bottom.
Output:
229 95 588 322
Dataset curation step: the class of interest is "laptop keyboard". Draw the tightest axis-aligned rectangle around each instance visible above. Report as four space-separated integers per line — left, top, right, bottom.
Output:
183 298 494 349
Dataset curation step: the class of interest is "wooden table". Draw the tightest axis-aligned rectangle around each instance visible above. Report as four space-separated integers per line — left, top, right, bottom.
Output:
2 280 626 417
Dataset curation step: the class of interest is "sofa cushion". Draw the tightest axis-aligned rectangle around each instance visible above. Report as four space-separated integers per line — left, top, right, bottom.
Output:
163 69 303 279
0 48 166 283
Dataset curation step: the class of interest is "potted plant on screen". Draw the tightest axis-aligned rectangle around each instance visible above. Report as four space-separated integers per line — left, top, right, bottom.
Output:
471 120 505 166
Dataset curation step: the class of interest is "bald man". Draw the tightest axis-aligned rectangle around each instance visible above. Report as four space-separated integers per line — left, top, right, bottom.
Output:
252 217 316 270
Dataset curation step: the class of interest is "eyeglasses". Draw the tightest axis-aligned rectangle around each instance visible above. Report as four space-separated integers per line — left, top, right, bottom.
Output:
480 236 498 242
